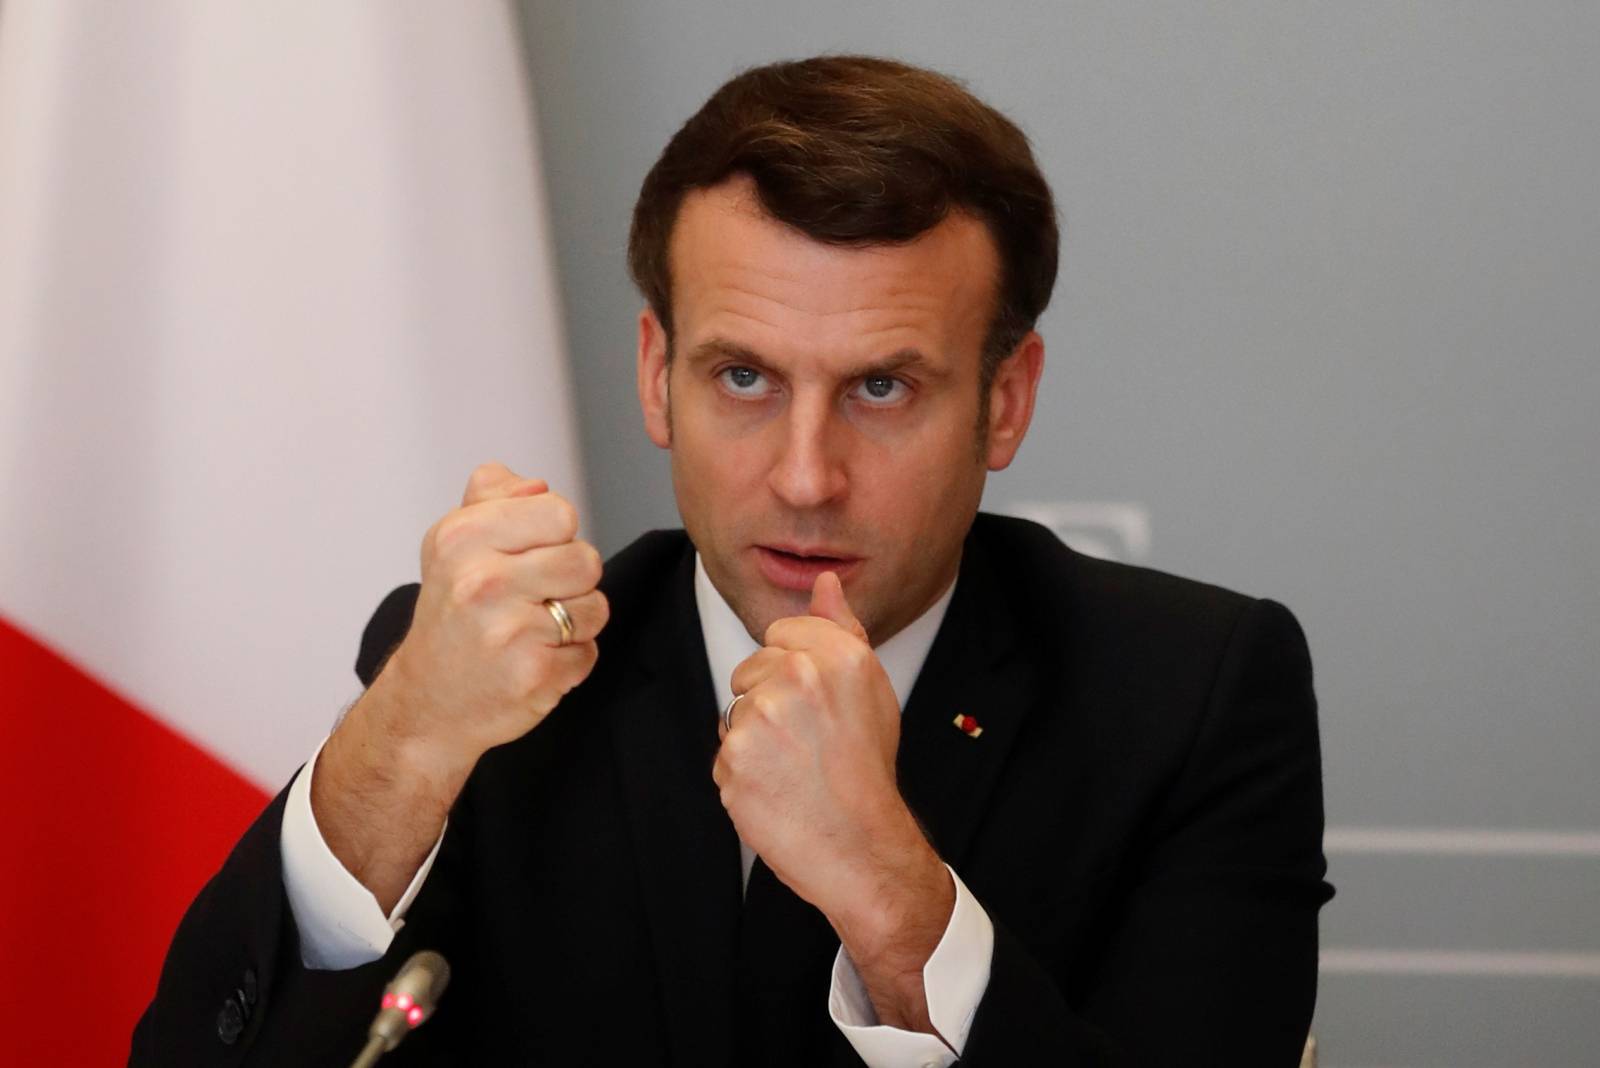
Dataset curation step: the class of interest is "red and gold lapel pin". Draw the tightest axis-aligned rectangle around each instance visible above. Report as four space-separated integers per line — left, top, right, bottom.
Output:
953 714 983 739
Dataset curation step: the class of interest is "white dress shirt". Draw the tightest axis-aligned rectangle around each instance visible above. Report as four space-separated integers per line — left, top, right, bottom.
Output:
280 554 994 1067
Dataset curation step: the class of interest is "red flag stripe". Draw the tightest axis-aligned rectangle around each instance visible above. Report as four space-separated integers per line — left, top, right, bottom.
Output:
0 613 269 1065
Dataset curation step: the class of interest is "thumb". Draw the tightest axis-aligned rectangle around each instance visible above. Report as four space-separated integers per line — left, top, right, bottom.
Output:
461 462 548 507
809 571 869 643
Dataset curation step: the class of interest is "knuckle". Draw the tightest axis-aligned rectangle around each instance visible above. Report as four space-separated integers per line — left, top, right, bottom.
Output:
578 542 604 587
434 512 477 550
450 565 501 606
790 651 821 689
465 461 507 500
545 495 579 542
554 543 588 585
508 648 549 695
481 613 523 650
420 521 442 565
592 590 611 630
550 643 596 691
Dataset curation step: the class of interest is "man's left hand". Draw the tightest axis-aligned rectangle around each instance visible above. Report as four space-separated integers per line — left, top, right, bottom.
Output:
713 572 956 1033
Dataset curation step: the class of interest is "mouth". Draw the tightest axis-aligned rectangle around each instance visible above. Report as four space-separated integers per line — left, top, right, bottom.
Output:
752 544 863 593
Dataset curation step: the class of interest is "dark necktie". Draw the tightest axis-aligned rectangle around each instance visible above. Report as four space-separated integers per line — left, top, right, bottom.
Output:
734 857 862 1066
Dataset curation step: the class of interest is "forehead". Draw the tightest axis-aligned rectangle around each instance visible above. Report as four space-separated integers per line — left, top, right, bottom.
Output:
667 175 998 367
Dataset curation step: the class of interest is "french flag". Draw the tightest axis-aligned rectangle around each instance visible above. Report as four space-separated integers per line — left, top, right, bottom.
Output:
0 4 584 1061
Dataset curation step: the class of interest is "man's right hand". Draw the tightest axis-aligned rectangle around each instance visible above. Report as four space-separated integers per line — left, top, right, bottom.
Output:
382 461 607 776
311 462 607 912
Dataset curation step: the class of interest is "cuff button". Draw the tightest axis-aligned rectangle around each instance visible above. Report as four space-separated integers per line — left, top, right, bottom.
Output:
216 994 245 1045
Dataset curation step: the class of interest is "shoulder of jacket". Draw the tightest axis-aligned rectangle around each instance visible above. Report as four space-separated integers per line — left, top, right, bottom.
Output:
970 511 1261 642
598 527 691 595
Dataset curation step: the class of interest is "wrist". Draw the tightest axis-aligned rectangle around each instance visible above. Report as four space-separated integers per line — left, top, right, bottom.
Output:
331 667 474 816
829 829 954 1034
309 684 463 915
830 810 954 972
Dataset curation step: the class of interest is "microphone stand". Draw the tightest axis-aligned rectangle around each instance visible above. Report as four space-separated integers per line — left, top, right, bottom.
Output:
349 1035 387 1068
347 949 450 1068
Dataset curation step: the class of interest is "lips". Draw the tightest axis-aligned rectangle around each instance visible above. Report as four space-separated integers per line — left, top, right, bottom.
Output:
752 545 862 593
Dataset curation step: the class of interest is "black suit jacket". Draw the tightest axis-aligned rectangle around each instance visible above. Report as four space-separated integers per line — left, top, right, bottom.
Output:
132 513 1333 1066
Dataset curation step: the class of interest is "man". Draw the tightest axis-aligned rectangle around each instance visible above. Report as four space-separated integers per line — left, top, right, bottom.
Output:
134 55 1332 1066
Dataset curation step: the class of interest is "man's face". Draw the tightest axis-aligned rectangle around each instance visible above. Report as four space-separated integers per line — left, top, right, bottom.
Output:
637 175 1042 646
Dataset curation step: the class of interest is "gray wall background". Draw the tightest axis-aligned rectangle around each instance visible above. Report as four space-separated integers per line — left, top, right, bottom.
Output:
514 3 1599 1064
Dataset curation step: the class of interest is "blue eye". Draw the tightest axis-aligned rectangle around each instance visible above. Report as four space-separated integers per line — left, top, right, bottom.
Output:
719 366 770 397
854 375 908 405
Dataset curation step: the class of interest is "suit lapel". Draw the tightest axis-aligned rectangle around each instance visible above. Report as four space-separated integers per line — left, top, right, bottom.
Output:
897 533 1039 870
608 544 744 1068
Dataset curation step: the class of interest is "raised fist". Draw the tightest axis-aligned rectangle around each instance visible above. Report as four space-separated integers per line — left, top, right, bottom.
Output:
378 461 608 775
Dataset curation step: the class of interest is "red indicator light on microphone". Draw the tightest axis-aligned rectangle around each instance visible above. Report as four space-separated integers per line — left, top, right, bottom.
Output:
396 993 413 1011
407 1006 425 1027
381 992 397 1009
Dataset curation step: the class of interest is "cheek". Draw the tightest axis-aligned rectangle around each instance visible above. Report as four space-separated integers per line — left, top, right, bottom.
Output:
879 423 983 508
859 436 983 579
670 407 771 520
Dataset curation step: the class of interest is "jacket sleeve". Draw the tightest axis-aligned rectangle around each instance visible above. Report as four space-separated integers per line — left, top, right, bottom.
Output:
128 779 472 1065
959 598 1334 1067
129 584 461 1066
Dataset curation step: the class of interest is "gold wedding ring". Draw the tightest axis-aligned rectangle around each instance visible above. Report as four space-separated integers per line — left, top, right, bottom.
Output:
544 598 575 646
721 692 746 733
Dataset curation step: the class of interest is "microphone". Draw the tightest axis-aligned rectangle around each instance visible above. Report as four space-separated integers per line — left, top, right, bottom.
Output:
348 950 451 1068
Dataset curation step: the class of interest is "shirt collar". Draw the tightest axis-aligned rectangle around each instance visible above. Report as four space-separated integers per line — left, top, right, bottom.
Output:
693 552 957 714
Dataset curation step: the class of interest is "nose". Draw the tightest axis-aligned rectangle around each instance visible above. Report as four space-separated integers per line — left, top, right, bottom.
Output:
766 391 848 509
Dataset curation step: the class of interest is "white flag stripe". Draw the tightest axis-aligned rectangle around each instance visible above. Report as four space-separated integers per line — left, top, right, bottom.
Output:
0 2 583 789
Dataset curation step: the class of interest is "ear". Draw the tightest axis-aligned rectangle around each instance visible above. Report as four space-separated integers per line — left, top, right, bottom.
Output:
984 331 1045 471
637 306 672 449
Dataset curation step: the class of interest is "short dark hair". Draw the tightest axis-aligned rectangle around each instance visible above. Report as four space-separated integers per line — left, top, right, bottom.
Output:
627 54 1059 393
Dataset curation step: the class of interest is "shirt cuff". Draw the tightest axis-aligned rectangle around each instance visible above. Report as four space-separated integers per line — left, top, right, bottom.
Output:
827 863 994 1068
279 734 445 969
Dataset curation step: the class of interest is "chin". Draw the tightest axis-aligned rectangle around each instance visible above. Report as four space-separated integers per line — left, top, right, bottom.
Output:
750 586 809 630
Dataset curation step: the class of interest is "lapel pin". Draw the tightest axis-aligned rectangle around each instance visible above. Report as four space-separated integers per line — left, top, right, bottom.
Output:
952 713 983 739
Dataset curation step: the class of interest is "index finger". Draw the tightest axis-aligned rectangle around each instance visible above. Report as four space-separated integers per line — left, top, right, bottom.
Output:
461 461 548 507
762 614 857 653
729 646 786 698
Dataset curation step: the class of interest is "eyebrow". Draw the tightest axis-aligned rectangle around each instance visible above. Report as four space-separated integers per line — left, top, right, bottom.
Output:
684 337 949 381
